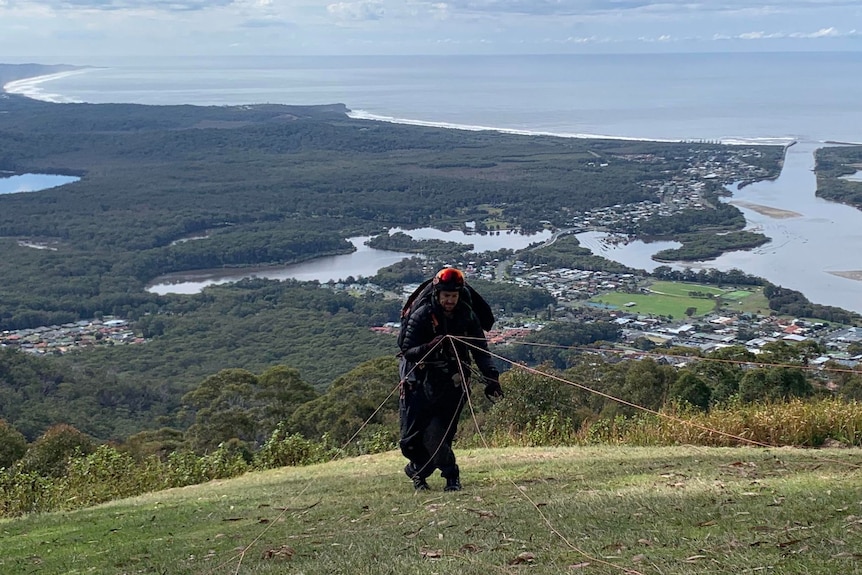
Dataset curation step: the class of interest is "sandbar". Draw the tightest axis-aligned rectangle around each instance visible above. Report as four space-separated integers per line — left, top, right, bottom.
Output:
829 270 862 282
729 200 802 219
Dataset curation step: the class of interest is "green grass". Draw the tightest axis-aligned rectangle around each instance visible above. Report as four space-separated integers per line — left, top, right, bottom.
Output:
648 281 726 298
590 281 771 318
591 291 713 318
2 446 861 574
724 289 771 315
720 290 753 300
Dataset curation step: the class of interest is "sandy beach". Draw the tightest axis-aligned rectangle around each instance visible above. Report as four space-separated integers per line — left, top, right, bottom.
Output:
729 200 802 219
828 270 862 282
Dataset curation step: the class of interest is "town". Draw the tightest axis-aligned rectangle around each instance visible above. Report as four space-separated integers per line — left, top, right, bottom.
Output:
0 318 144 354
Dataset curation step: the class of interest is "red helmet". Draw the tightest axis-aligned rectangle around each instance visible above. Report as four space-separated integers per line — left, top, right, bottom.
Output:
432 267 465 292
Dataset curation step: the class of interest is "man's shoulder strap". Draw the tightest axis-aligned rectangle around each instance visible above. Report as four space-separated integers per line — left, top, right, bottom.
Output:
465 284 495 331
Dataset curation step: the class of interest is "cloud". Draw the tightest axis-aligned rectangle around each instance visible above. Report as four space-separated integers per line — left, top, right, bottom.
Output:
429 2 450 19
5 0 233 10
2 0 860 59
562 35 605 44
326 1 384 21
239 17 295 28
738 31 775 40
789 26 842 38
728 26 858 41
410 0 862 18
429 0 653 17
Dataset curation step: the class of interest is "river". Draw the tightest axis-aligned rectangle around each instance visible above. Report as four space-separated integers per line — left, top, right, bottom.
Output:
576 141 862 314
147 228 552 295
0 173 80 194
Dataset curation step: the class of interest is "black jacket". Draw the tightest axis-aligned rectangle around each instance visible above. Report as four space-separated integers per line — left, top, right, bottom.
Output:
400 298 496 381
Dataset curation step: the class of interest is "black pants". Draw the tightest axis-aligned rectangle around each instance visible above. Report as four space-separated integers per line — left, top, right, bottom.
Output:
399 379 466 480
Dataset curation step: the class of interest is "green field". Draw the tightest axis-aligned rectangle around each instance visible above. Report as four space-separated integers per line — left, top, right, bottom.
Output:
722 290 754 300
590 281 767 318
648 281 726 298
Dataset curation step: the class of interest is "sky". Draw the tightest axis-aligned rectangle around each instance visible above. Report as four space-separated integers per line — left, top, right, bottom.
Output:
1 0 861 63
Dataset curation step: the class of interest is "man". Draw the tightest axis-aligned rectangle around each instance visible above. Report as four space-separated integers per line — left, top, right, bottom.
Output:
398 267 503 492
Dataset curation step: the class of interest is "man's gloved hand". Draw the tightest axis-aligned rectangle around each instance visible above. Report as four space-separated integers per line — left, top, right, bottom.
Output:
483 370 503 401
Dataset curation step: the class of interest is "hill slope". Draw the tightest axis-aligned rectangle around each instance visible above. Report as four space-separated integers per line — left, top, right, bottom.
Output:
2 446 860 574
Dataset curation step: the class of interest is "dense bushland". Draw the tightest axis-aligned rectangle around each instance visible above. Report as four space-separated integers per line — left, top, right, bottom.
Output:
3 341 861 518
816 144 862 208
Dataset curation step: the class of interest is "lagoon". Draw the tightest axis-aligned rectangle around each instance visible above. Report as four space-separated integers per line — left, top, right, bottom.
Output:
147 228 552 295
0 173 80 194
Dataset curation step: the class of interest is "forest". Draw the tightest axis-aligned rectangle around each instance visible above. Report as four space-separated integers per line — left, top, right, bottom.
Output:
2 85 843 450
815 145 862 209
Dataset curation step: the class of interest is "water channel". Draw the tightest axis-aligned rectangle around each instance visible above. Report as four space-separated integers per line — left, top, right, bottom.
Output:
0 173 80 194
576 141 862 314
146 228 553 295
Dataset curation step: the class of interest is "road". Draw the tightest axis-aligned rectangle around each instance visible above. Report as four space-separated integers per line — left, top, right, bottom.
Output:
494 228 579 279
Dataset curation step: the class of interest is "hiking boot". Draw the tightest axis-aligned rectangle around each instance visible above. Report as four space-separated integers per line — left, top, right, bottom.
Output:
405 464 429 491
444 476 462 492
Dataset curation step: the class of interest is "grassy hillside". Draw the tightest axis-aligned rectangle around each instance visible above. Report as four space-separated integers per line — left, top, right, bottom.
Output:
2 446 860 574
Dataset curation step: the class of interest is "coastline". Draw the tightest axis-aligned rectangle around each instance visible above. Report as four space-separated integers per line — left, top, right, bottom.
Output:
346 109 794 147
4 62 862 314
1 64 794 147
1 64 92 103
345 109 690 145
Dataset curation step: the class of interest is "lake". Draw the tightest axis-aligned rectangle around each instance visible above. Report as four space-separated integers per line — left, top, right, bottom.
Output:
147 228 553 295
0 173 80 194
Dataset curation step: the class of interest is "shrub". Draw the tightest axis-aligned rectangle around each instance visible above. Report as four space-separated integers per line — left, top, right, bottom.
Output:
0 420 27 468
62 445 142 509
0 468 57 516
199 440 251 480
580 398 862 447
352 426 398 456
254 424 335 469
19 424 95 477
523 413 579 446
164 450 207 487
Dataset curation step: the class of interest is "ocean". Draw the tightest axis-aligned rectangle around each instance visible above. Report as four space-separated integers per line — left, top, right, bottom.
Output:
5 51 862 311
6 52 862 145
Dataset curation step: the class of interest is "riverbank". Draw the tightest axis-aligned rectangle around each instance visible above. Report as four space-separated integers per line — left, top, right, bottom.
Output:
728 200 802 219
829 270 862 282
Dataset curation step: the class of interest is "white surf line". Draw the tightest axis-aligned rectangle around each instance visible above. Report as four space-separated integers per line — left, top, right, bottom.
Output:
347 109 798 147
3 69 93 103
